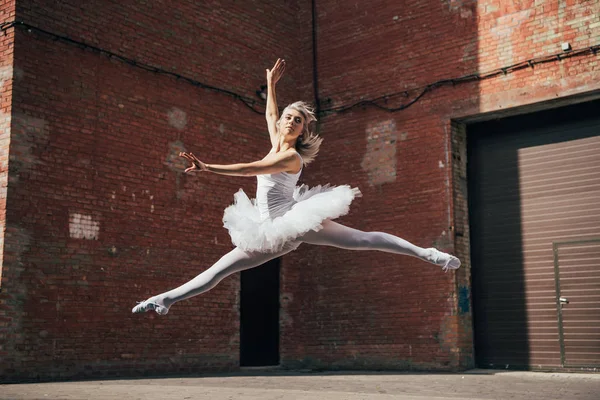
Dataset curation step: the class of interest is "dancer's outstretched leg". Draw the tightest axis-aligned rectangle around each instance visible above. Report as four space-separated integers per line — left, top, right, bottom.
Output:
132 242 299 315
300 220 460 271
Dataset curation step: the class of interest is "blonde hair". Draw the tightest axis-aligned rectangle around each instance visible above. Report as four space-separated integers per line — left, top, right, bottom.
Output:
278 101 322 165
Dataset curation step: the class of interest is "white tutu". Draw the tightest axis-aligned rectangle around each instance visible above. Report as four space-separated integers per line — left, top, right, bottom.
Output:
223 184 362 253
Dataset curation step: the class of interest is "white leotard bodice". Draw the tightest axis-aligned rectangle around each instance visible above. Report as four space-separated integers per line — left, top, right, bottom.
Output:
223 151 361 253
256 153 303 220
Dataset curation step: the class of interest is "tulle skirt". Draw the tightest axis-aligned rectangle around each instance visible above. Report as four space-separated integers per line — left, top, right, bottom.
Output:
223 184 362 253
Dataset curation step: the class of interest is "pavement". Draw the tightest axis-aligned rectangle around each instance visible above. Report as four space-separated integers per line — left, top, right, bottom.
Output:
1 369 600 400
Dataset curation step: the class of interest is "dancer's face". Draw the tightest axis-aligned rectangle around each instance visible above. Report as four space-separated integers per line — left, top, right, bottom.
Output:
280 109 304 138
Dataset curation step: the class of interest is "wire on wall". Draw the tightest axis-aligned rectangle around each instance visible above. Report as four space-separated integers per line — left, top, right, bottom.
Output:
0 20 264 114
319 43 600 115
1 20 599 118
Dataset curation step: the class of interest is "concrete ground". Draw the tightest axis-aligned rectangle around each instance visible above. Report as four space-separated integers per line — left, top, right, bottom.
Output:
1 369 600 400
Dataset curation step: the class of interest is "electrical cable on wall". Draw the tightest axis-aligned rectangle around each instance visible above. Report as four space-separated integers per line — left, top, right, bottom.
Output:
1 20 598 118
0 20 264 114
320 43 600 115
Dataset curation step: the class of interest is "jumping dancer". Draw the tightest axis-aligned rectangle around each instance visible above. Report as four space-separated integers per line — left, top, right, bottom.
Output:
133 59 460 315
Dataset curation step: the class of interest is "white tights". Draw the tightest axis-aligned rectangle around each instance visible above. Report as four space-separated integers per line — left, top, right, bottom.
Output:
152 220 435 310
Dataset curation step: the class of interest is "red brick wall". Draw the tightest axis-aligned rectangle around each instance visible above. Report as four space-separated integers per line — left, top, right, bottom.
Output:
0 0 313 381
280 0 599 371
1 0 599 381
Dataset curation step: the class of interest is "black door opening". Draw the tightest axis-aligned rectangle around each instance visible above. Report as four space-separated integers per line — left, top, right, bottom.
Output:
240 258 280 366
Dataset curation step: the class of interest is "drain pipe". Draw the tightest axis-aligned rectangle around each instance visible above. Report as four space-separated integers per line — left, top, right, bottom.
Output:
311 0 321 117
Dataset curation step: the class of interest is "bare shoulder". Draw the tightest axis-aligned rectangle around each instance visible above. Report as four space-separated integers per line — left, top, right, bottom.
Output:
283 149 301 160
264 148 296 159
258 149 301 173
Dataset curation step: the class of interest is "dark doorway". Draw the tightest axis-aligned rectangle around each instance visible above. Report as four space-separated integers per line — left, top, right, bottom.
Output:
240 258 280 366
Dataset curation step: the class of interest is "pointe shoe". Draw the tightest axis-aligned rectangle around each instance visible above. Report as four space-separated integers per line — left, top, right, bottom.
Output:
132 297 169 315
427 248 461 272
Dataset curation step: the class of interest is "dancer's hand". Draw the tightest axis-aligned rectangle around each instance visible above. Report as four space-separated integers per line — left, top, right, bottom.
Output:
266 58 285 85
179 152 208 173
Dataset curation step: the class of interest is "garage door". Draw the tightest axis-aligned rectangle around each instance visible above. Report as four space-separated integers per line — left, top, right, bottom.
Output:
468 99 600 369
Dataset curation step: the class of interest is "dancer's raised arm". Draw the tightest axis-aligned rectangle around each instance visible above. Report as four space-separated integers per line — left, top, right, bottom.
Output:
265 58 286 149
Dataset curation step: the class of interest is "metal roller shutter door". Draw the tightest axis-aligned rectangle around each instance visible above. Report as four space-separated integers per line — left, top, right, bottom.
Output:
468 99 600 369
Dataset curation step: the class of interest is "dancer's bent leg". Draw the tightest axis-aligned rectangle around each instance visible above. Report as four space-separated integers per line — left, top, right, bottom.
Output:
132 242 299 314
300 220 460 270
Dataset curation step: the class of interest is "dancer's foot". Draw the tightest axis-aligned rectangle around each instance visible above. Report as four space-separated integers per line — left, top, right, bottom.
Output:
132 296 169 315
426 248 461 272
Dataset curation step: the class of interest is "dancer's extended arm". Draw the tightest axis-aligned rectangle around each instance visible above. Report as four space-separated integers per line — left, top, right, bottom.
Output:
179 151 300 177
265 59 285 149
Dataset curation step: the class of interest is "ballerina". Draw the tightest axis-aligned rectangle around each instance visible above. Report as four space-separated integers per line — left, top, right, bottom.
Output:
132 59 460 315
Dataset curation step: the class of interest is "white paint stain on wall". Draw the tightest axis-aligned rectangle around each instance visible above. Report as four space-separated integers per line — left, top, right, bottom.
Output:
361 120 398 186
10 113 49 175
168 107 188 130
165 140 187 174
0 65 13 83
69 213 100 240
442 0 476 18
